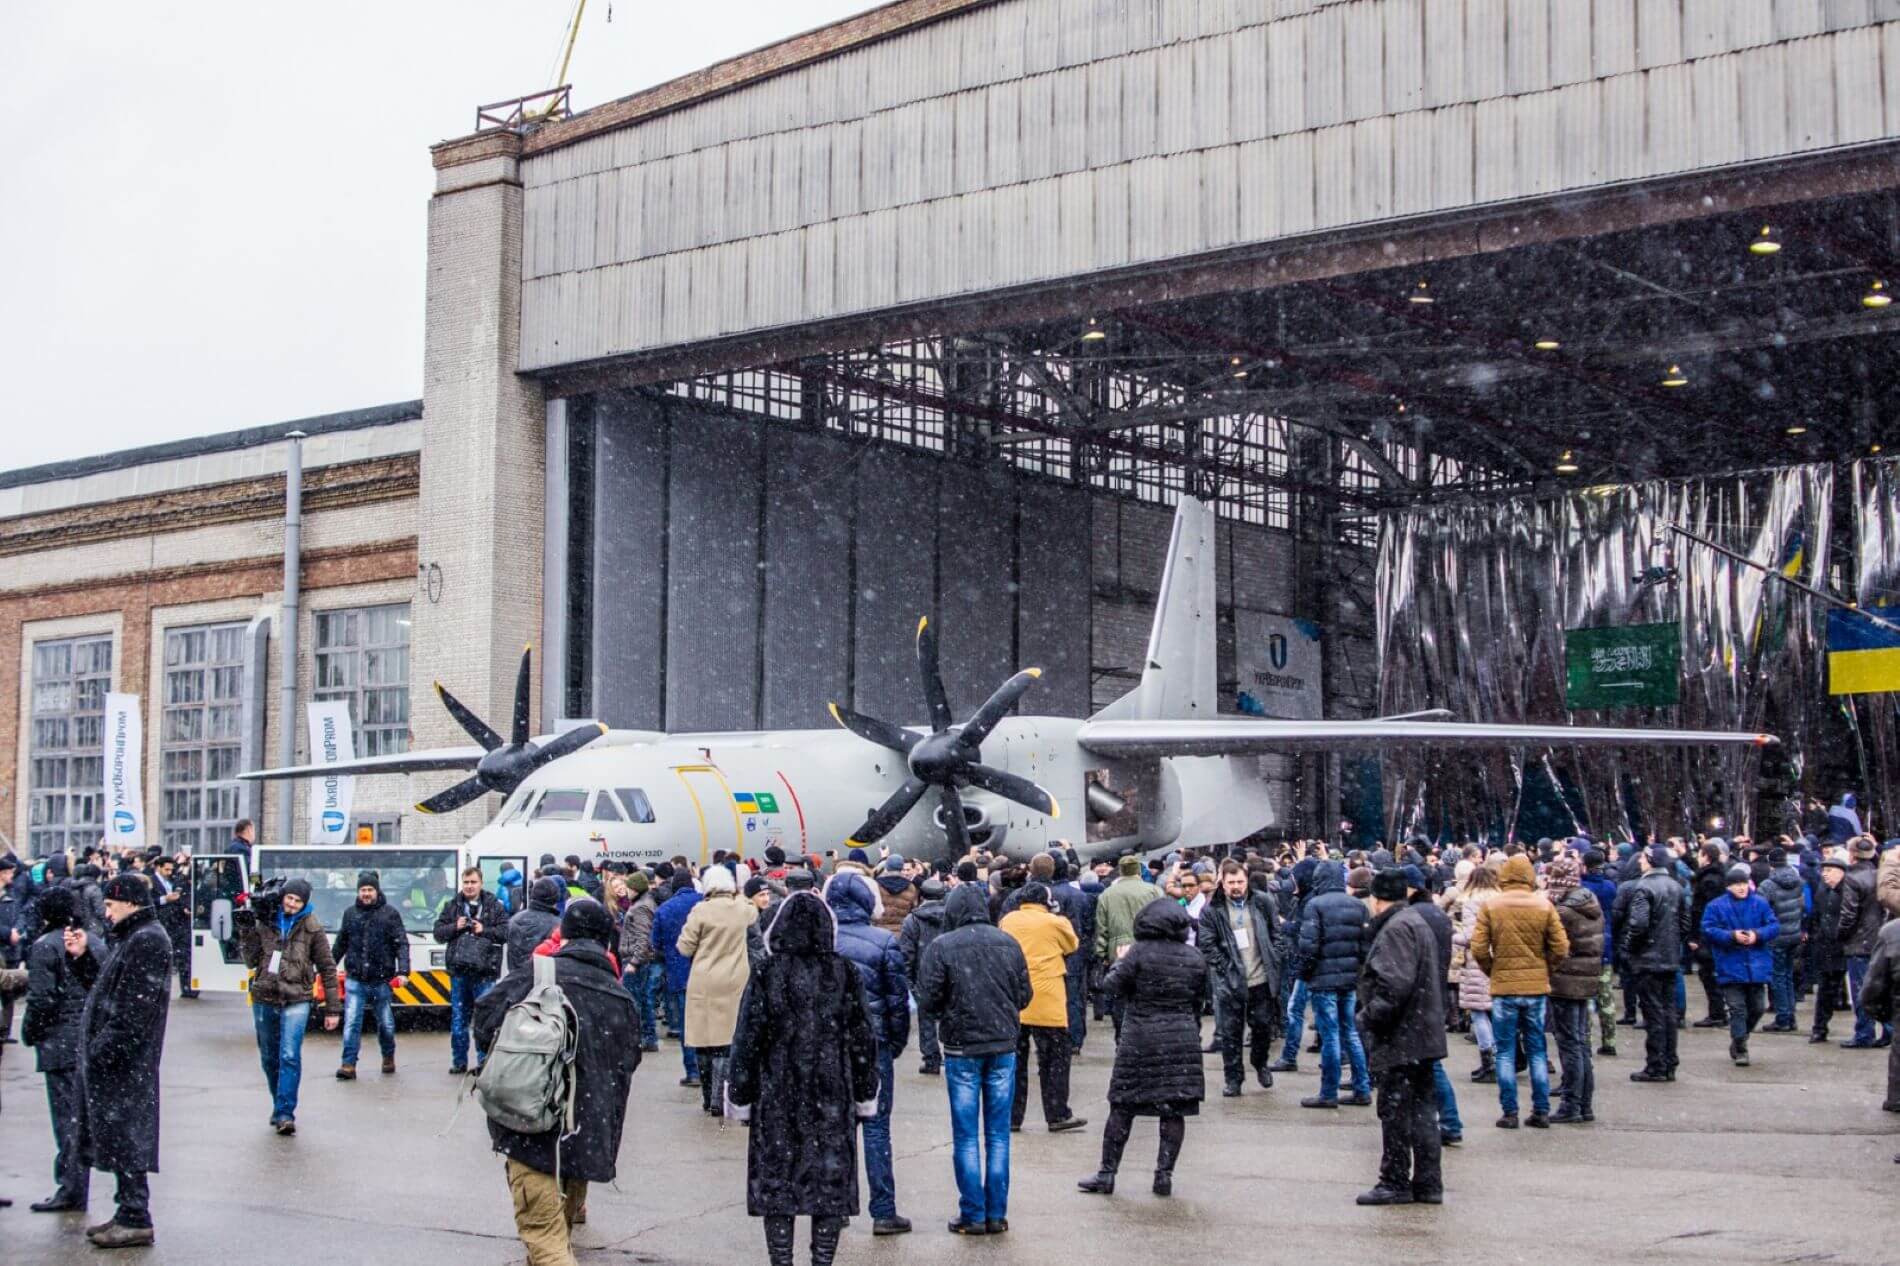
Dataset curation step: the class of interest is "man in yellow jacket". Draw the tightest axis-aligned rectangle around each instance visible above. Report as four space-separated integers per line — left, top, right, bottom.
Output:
1470 855 1569 1131
1000 883 1086 1133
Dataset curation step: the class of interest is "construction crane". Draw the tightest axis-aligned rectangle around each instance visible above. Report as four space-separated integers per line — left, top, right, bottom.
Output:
537 0 589 118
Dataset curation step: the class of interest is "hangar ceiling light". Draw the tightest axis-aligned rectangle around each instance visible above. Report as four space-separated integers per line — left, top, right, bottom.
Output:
1408 280 1434 304
1864 280 1891 309
1555 450 1579 473
1749 225 1781 255
1661 364 1689 387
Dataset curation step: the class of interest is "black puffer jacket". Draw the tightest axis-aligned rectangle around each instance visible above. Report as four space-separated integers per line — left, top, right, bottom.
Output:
825 873 909 1053
1198 889 1281 1008
915 886 1031 1058
727 893 880 1217
472 937 640 1184
1689 863 1728 953
434 890 508 979
332 893 411 982
1102 901 1207 1109
504 879 564 976
1619 868 1689 973
1356 902 1447 1073
1859 919 1900 1024
897 898 946 984
1295 863 1368 991
1757 865 1807 949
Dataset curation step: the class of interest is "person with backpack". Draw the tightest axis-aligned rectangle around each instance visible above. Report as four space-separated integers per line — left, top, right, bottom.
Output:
473 898 641 1266
727 890 881 1266
435 866 509 1075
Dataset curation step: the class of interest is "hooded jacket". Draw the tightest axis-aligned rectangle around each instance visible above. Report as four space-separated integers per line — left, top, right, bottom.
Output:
1101 901 1207 1107
1470 856 1568 997
333 888 411 983
897 896 947 986
504 878 564 976
825 873 910 1052
1548 888 1605 1001
1295 862 1369 991
726 892 880 1217
915 885 1031 1057
998 897 1079 1029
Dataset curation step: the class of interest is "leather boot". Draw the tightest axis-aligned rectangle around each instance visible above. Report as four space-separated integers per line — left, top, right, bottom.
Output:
763 1216 795 1266
1077 1171 1116 1194
1470 1050 1496 1083
811 1217 844 1266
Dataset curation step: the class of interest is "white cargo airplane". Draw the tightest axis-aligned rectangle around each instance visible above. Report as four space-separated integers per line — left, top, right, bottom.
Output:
243 496 1775 866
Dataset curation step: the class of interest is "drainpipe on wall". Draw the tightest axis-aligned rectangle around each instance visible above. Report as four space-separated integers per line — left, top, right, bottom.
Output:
274 430 305 846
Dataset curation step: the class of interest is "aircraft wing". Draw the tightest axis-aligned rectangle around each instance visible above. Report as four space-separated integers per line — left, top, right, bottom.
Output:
1075 718 1777 758
237 746 487 781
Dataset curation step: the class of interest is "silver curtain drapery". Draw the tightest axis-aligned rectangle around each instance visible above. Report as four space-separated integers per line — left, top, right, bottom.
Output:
1374 465 1834 843
1848 458 1900 828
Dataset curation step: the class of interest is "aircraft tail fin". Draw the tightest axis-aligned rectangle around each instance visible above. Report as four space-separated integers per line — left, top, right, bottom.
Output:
1091 495 1218 724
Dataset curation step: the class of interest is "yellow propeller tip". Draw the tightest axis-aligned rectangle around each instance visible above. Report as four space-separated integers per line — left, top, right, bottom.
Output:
415 804 435 816
595 721 608 734
433 680 445 693
916 615 929 633
1025 667 1043 678
828 702 844 725
523 643 534 654
1047 797 1061 820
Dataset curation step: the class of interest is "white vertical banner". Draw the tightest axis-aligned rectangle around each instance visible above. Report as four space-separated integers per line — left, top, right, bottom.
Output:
306 700 356 844
102 692 147 850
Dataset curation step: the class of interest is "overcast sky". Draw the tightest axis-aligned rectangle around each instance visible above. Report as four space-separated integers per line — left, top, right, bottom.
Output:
0 0 873 472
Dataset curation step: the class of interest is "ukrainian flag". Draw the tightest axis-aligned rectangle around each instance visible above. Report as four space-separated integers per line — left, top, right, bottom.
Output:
1827 607 1900 694
733 792 760 814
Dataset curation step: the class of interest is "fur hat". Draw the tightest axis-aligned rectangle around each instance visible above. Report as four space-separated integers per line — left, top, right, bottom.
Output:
560 897 615 949
1370 869 1409 901
102 873 152 905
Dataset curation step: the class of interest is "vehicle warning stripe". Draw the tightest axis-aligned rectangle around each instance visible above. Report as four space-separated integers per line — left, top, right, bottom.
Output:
401 971 451 1006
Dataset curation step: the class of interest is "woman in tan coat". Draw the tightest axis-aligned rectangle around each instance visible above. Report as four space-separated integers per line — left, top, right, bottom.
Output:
679 864 758 1116
1451 864 1501 1083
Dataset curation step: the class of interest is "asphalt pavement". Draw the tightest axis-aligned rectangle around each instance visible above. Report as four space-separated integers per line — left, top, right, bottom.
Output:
2 993 1896 1264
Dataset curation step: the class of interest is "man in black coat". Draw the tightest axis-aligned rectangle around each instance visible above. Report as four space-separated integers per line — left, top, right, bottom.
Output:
915 886 1031 1236
1687 843 1732 1027
1837 838 1892 1048
473 899 640 1264
148 856 194 999
333 870 412 1079
1622 846 1691 1083
1200 860 1281 1096
23 885 98 1211
504 877 564 978
71 873 172 1248
1355 869 1448 1207
435 866 509 1075
1295 862 1371 1108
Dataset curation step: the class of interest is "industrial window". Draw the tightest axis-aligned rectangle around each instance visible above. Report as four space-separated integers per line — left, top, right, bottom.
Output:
314 603 411 757
27 635 112 856
159 623 246 853
352 816 402 844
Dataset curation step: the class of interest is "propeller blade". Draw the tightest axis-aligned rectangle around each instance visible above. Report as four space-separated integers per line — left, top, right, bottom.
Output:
939 785 971 855
528 721 609 771
958 669 1042 748
512 645 534 747
915 616 953 732
962 763 1059 818
435 682 502 751
415 777 492 816
849 776 930 844
828 703 920 755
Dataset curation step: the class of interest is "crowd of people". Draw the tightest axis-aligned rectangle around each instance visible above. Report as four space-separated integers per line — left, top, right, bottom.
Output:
4 816 1900 1259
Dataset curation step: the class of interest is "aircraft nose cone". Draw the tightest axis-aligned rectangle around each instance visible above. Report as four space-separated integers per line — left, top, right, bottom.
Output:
908 733 960 783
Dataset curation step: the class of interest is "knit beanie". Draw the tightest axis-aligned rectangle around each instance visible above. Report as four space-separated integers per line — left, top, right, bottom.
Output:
1544 855 1581 898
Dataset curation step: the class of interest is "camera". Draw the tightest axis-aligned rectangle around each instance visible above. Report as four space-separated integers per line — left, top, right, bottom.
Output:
233 876 287 929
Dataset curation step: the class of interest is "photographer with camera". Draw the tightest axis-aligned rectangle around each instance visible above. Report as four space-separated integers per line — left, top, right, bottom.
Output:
332 870 410 1080
434 866 509 1075
237 877 340 1136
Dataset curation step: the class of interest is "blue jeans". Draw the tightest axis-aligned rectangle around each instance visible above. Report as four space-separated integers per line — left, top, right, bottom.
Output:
340 979 395 1067
1279 978 1309 1064
1490 996 1550 1117
944 1051 1015 1226
1312 988 1369 1100
624 961 662 1046
1431 1060 1462 1135
861 1045 897 1219
449 975 494 1069
1770 943 1797 1027
1846 956 1892 1044
668 986 698 1077
252 1000 311 1122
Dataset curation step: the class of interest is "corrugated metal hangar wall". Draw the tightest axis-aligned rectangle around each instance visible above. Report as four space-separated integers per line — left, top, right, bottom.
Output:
558 390 1300 802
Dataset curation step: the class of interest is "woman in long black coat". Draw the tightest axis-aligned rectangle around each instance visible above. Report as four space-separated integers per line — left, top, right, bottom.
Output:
1078 900 1207 1197
726 890 878 1266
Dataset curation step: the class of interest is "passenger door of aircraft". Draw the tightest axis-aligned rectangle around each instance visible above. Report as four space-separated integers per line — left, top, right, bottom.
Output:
674 765 743 865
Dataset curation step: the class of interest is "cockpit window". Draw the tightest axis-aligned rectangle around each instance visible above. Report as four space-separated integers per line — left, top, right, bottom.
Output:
590 791 623 822
531 789 588 822
499 789 536 825
614 788 656 823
